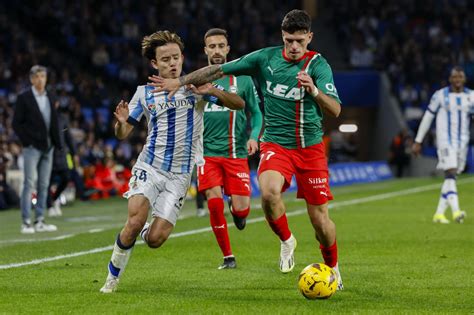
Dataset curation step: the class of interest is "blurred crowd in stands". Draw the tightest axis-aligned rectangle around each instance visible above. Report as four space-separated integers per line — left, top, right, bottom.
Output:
0 0 297 208
329 0 474 141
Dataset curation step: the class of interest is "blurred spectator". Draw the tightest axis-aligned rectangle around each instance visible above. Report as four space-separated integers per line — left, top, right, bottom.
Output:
329 130 357 163
47 112 77 217
0 144 19 210
12 65 60 233
389 128 413 178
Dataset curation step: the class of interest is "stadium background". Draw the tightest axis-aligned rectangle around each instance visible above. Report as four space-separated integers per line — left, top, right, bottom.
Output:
2 0 474 203
0 1 473 313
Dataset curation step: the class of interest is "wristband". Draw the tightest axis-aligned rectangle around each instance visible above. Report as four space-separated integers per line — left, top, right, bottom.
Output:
311 87 319 98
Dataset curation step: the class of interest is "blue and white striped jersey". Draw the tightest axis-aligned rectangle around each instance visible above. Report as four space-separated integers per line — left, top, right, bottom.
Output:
424 87 474 148
127 85 209 174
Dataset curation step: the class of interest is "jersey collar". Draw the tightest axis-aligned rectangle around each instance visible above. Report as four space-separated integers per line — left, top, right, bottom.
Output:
282 49 315 63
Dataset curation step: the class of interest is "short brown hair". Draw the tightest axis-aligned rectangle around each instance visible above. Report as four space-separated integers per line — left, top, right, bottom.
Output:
141 30 184 61
204 28 228 42
281 10 311 33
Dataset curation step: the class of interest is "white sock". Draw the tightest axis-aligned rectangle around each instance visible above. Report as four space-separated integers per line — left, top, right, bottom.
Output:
107 235 134 280
435 182 449 215
444 178 460 214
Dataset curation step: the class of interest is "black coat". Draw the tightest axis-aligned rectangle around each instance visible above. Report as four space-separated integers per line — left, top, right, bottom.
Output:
12 89 61 151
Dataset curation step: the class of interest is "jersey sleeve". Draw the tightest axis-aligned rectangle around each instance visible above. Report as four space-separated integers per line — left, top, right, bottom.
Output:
311 57 341 104
221 49 264 77
427 90 442 114
127 86 145 126
240 77 263 141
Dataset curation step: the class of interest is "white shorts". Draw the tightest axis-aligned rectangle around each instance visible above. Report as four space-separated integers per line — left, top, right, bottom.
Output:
124 160 192 225
437 147 468 174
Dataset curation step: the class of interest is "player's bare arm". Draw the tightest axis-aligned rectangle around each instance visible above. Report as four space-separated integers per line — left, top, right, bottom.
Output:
297 71 341 117
114 100 134 140
149 65 224 96
189 83 244 110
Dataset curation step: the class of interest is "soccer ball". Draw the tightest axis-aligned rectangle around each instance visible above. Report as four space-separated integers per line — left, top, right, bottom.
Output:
298 263 338 299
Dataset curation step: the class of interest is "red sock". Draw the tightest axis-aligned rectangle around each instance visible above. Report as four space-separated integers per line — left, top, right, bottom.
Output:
319 240 338 267
266 214 291 241
208 198 232 257
232 206 249 218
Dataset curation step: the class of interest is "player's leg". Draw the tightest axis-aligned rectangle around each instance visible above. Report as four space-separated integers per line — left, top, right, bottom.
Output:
100 194 149 293
143 216 174 248
433 170 456 223
258 142 296 273
224 158 252 230
306 201 342 289
205 186 235 269
197 158 234 268
259 170 296 273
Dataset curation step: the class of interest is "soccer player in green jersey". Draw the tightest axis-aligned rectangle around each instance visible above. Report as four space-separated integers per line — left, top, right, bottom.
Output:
150 10 343 289
197 28 263 269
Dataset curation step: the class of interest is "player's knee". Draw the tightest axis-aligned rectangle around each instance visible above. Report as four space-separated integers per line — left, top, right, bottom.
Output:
147 233 168 249
261 186 281 204
308 205 329 225
126 217 146 235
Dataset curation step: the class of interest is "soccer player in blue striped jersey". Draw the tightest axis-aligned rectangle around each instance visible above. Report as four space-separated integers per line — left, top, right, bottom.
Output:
413 66 474 224
100 30 244 293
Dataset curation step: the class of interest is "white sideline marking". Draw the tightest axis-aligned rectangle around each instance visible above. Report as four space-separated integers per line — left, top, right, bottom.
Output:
0 178 472 270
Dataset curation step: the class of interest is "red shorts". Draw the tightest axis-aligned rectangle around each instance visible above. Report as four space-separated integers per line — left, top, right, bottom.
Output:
197 157 251 196
258 142 333 205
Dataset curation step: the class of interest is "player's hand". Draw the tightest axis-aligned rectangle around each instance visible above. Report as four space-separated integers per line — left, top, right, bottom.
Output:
412 142 422 157
188 83 214 95
247 139 258 155
148 75 180 98
114 100 129 124
296 71 317 95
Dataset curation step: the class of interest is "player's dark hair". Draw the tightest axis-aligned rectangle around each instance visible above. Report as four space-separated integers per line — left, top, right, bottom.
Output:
204 28 228 42
141 30 184 61
281 9 311 33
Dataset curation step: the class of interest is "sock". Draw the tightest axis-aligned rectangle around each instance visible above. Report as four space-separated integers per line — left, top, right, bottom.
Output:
208 198 232 257
320 240 338 268
435 195 448 215
443 178 460 214
107 234 135 279
266 214 292 242
232 206 249 218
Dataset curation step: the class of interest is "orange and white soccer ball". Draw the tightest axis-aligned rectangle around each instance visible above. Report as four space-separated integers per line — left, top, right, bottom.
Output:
298 263 338 299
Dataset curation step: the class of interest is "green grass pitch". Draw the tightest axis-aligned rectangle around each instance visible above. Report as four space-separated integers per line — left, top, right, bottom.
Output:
0 176 473 314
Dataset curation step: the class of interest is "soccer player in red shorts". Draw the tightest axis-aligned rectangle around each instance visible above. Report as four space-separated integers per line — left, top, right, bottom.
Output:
197 28 263 269
150 10 343 289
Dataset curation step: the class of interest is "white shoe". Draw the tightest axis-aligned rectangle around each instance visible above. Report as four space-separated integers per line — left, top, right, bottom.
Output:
21 223 35 234
279 234 297 273
140 222 150 243
100 277 119 293
34 221 58 232
196 208 207 217
433 214 450 224
48 207 58 217
333 263 344 290
53 199 63 216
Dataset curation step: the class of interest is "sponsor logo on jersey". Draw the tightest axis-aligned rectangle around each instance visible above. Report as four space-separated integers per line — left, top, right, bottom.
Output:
267 66 274 75
266 81 303 100
156 98 195 111
204 102 231 112
230 85 238 93
308 177 327 184
236 172 250 179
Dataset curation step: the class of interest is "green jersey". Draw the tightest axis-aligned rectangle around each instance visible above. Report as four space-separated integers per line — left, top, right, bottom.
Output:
203 75 263 158
221 46 341 149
